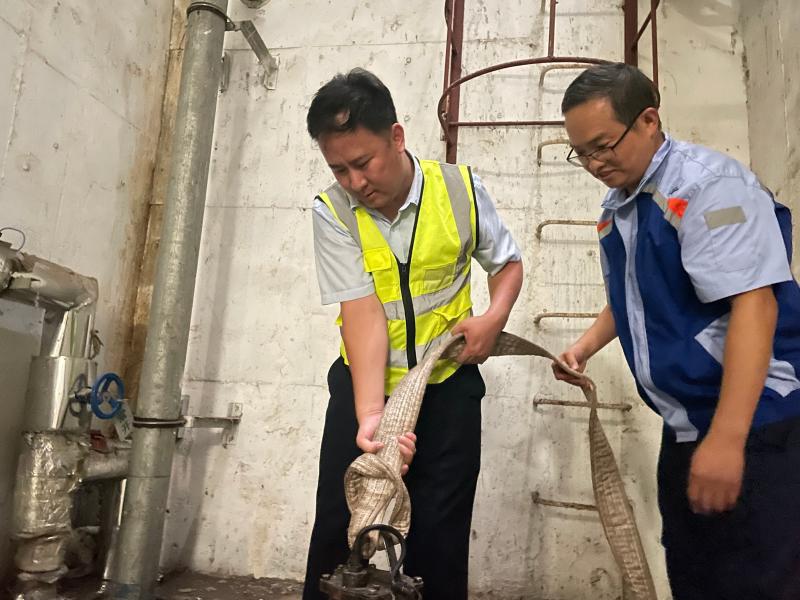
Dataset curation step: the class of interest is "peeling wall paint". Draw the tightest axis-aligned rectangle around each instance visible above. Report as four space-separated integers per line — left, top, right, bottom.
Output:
161 1 750 598
0 0 172 581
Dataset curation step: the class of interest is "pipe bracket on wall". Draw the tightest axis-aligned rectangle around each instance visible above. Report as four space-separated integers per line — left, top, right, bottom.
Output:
177 395 243 447
187 3 279 92
234 20 279 90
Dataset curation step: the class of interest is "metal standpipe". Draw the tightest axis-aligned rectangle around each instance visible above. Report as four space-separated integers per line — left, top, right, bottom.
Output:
109 1 228 598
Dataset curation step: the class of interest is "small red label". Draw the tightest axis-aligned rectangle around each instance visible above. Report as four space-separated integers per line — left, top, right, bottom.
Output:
667 198 688 218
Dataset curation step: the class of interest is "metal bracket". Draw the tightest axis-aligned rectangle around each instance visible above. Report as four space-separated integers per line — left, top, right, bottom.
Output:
188 2 279 91
533 396 632 412
533 311 599 325
233 20 279 90
532 491 597 512
7 272 39 290
536 137 570 166
178 395 243 447
535 219 597 239
187 1 232 25
538 63 590 86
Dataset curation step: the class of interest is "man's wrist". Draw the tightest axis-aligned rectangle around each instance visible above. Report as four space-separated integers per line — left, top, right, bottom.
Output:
571 338 593 362
355 405 384 426
484 305 509 330
706 419 750 447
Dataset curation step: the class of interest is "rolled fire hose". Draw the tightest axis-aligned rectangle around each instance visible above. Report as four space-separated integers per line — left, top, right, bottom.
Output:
344 331 657 600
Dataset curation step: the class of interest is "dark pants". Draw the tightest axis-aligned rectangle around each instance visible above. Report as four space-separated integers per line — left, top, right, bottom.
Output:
302 357 485 600
658 418 800 600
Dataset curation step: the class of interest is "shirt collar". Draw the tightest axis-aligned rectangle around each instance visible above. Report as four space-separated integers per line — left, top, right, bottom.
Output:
601 134 672 210
347 152 422 218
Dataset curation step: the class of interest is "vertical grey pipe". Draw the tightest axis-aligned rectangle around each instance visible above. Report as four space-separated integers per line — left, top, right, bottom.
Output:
110 2 227 598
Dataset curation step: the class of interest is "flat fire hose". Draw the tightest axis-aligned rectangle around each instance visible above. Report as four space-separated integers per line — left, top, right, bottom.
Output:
344 331 658 600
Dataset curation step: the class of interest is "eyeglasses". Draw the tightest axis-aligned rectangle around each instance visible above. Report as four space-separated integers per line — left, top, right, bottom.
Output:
566 108 646 167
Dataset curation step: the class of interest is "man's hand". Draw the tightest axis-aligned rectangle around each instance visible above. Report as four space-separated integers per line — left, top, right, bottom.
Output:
687 432 745 514
686 287 777 514
550 306 616 386
356 412 385 453
552 344 589 386
450 259 522 364
396 432 417 476
451 313 503 364
356 412 418 476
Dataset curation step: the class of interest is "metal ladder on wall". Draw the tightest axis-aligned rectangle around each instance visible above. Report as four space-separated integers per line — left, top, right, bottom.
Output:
437 0 662 594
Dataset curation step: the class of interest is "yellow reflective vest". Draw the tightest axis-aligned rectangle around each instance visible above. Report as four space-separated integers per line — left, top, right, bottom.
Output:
317 159 478 395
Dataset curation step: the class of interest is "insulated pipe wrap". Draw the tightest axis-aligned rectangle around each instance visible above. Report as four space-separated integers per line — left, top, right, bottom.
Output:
11 432 88 573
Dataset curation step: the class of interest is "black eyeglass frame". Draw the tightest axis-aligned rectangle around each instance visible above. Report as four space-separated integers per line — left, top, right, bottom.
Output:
566 107 648 167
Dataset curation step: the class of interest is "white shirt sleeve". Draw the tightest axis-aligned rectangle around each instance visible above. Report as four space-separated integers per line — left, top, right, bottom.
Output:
312 199 375 305
679 176 792 303
471 174 523 275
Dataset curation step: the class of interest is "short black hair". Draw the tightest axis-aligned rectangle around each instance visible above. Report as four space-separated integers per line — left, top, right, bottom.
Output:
561 63 660 125
307 68 398 140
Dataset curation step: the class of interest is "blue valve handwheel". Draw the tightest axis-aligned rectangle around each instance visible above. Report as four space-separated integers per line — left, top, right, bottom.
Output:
90 372 125 420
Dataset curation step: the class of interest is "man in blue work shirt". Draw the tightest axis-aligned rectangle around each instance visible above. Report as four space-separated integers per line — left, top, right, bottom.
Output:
553 63 800 599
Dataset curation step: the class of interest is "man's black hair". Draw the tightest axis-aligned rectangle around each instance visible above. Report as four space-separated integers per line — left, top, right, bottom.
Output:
307 68 398 140
561 63 660 125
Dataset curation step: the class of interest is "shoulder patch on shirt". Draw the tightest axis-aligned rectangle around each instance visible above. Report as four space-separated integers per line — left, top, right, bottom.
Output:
704 206 746 230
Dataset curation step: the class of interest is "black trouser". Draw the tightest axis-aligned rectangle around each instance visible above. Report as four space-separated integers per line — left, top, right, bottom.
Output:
302 357 485 600
658 418 800 600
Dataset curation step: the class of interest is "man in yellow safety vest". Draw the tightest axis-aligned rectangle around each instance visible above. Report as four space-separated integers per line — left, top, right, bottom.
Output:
303 68 524 600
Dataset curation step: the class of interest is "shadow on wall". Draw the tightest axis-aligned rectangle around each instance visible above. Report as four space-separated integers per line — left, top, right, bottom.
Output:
0 300 44 583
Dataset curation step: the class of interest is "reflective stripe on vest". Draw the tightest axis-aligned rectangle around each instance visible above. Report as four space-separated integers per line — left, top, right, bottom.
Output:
317 160 477 394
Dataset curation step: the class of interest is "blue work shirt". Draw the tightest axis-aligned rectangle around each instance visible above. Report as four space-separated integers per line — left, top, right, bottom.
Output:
598 135 800 441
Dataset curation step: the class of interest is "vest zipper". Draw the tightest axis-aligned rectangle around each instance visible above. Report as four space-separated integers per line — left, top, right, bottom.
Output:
397 153 423 370
397 261 417 369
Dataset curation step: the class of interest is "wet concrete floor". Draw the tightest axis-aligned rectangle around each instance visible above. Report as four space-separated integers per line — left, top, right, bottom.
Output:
57 571 302 600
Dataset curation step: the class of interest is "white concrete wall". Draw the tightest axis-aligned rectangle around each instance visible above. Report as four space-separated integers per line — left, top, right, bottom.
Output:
0 0 172 580
738 0 800 272
162 1 750 598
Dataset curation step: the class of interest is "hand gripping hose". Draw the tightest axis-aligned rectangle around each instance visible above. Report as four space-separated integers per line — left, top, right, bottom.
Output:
343 331 658 600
